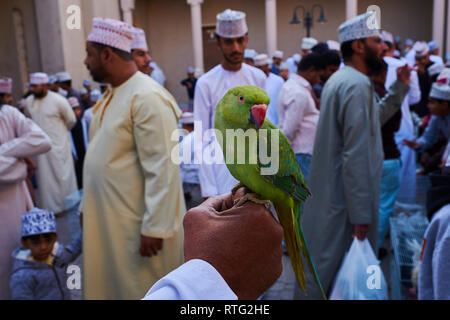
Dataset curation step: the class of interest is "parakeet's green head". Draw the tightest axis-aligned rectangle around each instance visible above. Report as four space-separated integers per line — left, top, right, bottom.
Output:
219 85 270 130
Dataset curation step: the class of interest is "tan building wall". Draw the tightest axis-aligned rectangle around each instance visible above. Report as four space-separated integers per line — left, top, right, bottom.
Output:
135 0 435 105
0 0 438 104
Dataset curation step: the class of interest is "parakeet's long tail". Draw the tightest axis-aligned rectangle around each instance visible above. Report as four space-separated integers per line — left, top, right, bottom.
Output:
274 201 327 300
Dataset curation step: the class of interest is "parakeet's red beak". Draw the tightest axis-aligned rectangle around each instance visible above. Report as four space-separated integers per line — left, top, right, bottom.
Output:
249 104 267 130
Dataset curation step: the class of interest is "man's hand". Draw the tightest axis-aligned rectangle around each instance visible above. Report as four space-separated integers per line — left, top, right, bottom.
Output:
183 191 283 300
397 64 412 86
403 139 420 150
140 236 163 257
353 224 370 241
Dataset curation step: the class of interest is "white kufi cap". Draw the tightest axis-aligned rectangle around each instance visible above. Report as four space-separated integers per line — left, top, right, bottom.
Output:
244 49 257 60
216 9 248 39
0 77 12 94
29 73 49 85
254 54 270 67
327 40 341 51
430 68 450 100
56 71 71 82
413 41 429 58
338 11 381 43
381 30 394 44
131 27 149 51
301 37 318 50
273 50 284 59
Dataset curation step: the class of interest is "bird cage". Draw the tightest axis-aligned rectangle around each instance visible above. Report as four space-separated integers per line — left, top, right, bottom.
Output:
389 203 429 300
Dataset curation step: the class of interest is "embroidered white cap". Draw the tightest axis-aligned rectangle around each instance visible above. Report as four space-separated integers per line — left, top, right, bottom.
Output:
273 50 284 59
430 82 450 101
0 77 12 94
29 73 49 85
68 97 80 108
216 9 248 39
338 11 381 43
131 27 149 51
87 17 135 53
301 37 318 50
254 53 270 67
430 68 450 100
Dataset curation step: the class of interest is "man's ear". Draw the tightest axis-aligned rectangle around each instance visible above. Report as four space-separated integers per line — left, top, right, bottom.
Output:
100 46 113 63
351 39 365 55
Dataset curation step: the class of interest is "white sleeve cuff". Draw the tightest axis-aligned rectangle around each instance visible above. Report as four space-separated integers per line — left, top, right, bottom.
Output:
142 259 238 300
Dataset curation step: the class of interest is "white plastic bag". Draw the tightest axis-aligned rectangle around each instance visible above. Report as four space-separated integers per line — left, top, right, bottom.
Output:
330 238 388 300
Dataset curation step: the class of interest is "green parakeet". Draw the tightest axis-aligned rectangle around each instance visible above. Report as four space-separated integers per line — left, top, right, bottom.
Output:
214 85 326 299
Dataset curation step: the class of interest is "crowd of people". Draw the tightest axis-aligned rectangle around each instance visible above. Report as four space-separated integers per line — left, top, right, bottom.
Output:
0 8 449 300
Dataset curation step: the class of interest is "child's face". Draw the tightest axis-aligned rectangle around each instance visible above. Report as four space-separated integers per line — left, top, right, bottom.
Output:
21 233 57 261
428 98 450 117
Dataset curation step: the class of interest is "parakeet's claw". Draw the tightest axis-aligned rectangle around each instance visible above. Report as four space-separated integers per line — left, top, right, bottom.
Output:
231 182 246 196
233 193 272 210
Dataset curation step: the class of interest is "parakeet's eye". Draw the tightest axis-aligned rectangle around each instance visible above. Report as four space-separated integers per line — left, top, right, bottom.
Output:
238 95 245 103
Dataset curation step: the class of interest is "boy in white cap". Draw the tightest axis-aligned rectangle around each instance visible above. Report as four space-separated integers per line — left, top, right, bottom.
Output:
0 101 51 299
23 73 78 216
82 17 184 299
9 208 82 300
412 41 436 118
254 53 284 125
193 8 266 199
404 70 450 172
0 77 13 105
297 11 412 299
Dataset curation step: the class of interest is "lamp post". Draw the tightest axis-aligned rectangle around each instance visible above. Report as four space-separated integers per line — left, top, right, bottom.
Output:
290 4 327 38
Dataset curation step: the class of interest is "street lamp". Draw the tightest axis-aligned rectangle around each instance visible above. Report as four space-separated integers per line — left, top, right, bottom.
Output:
290 4 327 38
